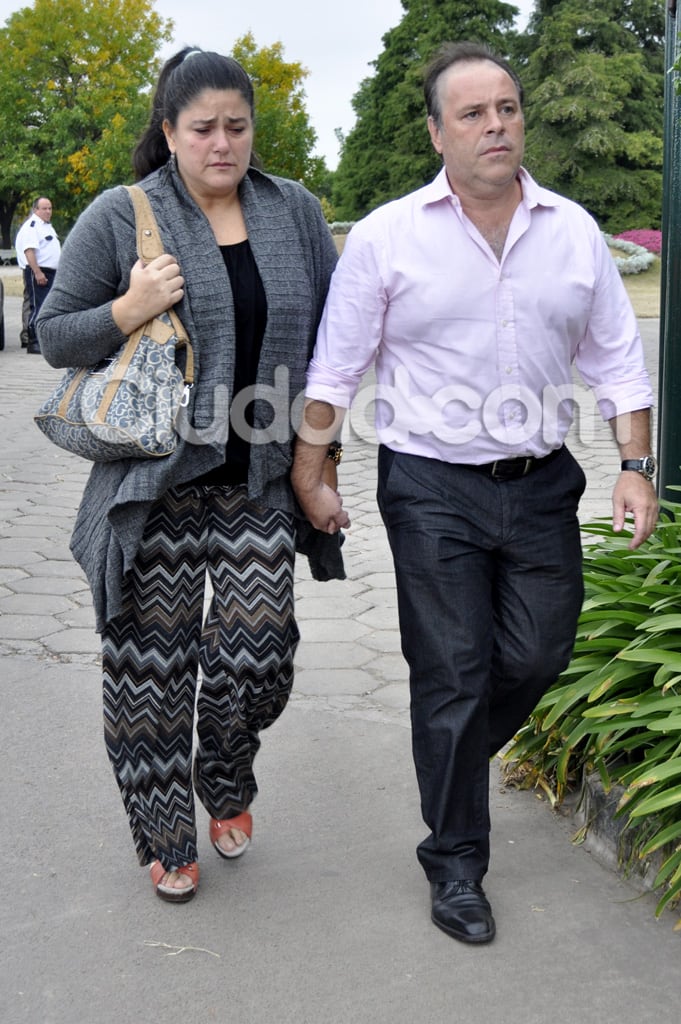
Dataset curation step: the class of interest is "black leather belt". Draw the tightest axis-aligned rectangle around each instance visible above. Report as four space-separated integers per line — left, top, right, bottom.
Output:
464 447 563 481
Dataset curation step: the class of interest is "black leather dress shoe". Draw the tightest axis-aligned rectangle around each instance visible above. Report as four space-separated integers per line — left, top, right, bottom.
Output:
430 880 496 944
26 341 41 354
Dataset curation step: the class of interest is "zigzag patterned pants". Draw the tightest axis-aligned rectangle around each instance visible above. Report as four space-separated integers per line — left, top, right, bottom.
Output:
101 484 299 871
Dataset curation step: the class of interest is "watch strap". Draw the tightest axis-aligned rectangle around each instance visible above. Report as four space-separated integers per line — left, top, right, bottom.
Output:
621 456 656 479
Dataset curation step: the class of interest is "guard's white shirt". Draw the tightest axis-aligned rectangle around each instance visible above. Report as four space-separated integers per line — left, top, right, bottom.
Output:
15 213 61 270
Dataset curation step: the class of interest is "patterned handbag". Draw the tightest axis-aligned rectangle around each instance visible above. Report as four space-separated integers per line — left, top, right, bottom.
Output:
34 185 194 461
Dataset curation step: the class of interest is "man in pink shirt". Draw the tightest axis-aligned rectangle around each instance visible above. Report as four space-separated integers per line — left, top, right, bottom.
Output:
292 42 658 944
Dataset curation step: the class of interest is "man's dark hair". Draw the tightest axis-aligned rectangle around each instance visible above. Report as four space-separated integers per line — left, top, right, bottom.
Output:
424 42 524 127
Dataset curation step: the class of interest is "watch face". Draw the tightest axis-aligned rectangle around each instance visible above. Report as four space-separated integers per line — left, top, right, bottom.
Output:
642 455 657 478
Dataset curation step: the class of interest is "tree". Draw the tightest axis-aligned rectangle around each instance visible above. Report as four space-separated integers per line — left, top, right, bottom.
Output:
0 0 172 246
332 0 520 219
515 0 665 232
231 32 328 196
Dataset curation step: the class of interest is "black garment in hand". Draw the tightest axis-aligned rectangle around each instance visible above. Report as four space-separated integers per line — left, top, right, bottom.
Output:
295 521 346 581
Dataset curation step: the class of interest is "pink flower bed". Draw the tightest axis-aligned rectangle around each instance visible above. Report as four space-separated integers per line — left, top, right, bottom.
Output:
614 229 662 254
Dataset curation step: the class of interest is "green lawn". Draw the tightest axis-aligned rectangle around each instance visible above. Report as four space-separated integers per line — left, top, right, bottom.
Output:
621 256 661 318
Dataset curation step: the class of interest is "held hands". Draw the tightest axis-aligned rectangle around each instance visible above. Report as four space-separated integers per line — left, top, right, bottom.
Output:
296 479 350 535
294 454 350 532
112 254 185 336
291 404 350 535
612 472 658 549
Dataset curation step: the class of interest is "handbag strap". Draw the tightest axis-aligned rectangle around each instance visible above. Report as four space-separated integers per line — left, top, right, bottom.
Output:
123 184 195 391
124 184 165 263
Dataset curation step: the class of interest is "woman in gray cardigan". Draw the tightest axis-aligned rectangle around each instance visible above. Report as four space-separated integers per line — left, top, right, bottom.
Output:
37 48 340 902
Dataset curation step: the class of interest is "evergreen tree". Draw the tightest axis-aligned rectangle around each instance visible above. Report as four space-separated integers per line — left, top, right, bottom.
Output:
516 0 664 231
332 0 520 219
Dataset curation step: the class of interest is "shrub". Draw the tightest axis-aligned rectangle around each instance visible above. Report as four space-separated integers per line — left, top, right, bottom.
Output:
503 502 681 930
603 233 656 274
614 229 662 254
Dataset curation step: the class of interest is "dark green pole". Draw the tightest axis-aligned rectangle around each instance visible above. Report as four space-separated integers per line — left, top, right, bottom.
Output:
658 1 681 498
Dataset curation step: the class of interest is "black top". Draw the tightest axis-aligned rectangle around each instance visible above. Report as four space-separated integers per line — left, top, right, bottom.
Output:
192 239 267 485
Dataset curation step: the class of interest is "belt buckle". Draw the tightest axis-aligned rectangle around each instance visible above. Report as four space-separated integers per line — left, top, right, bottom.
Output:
490 457 533 479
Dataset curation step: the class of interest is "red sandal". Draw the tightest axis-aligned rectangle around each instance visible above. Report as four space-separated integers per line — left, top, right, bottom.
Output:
209 811 253 860
149 860 200 902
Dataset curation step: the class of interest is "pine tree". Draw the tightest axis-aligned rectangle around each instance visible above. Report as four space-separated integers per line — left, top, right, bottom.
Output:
516 0 664 231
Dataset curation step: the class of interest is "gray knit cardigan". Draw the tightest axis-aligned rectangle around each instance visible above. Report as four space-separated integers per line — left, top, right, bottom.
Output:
37 161 340 631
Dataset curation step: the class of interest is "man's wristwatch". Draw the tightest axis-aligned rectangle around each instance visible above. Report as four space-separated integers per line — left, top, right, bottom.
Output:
621 455 657 481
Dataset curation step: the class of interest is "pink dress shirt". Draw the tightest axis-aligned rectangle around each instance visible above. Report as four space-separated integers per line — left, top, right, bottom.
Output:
305 167 653 463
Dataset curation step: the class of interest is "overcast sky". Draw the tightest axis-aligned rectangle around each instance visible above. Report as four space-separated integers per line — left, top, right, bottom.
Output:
0 0 534 169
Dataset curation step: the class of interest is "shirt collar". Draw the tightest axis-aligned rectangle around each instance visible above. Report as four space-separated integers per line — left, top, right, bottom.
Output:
516 167 561 210
422 165 560 212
